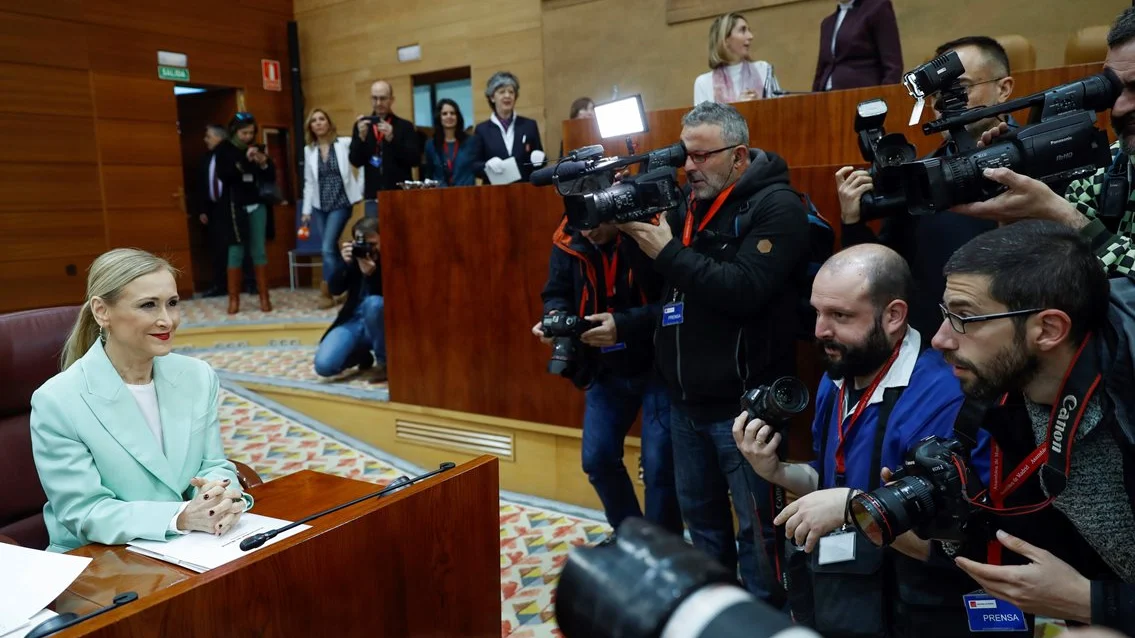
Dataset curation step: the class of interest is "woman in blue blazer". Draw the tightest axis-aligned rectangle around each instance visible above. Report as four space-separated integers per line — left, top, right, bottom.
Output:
472 71 544 183
423 98 477 187
31 248 252 552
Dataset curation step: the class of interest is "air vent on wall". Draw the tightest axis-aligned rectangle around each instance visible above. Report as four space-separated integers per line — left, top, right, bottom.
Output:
395 420 514 460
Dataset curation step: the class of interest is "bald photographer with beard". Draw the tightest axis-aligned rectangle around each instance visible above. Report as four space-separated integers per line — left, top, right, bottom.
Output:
875 221 1135 634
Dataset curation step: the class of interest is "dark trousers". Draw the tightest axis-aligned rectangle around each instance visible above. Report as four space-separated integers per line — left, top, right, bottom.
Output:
581 372 682 534
205 205 229 293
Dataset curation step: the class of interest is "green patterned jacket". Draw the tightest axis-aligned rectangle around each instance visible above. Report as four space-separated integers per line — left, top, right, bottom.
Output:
1065 141 1135 276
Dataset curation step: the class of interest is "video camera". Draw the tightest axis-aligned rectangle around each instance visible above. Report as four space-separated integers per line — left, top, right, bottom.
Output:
555 518 821 638
739 376 810 432
848 435 990 546
853 50 1121 219
531 142 687 230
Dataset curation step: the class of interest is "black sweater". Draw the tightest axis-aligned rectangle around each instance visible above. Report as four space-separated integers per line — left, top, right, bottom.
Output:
653 150 811 421
348 113 420 197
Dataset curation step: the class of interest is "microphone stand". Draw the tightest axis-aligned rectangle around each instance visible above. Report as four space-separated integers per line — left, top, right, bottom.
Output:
239 462 457 551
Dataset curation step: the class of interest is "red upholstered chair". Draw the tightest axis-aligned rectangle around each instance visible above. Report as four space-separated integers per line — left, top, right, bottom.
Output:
0 306 263 549
0 306 80 550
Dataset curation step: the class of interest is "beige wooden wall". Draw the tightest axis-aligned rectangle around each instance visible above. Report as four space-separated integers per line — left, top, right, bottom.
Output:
541 0 1122 157
295 0 546 142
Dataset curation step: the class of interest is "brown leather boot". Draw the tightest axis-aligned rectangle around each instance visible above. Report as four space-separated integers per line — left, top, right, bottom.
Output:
226 268 242 315
255 265 272 312
317 281 335 309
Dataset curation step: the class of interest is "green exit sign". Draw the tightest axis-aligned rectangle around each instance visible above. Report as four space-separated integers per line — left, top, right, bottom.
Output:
158 65 190 81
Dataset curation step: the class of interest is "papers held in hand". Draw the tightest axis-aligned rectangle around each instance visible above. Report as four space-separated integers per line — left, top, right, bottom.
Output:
126 513 310 573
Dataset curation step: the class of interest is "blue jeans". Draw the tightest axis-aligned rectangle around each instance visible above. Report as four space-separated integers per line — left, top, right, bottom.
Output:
671 404 778 601
310 207 352 284
313 295 386 377
364 199 378 219
582 373 682 534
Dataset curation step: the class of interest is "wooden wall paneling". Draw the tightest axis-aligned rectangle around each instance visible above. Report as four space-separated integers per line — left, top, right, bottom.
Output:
0 211 106 263
0 113 98 164
0 254 99 313
0 0 81 21
0 63 94 117
238 0 296 16
91 74 179 123
80 0 287 54
104 208 192 253
0 10 89 69
101 165 185 210
0 164 102 212
95 120 182 166
665 0 807 25
381 185 586 429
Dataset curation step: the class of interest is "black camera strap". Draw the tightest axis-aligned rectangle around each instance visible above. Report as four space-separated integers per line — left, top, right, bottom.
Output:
1098 151 1129 228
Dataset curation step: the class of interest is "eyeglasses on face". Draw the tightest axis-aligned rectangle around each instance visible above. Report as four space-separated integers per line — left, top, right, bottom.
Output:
687 145 736 164
938 303 1043 334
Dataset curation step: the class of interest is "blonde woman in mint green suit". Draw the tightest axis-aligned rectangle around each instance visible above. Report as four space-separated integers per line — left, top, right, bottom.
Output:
31 249 252 553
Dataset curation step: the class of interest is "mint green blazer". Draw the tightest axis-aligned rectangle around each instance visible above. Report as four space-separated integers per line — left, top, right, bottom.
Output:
30 341 252 552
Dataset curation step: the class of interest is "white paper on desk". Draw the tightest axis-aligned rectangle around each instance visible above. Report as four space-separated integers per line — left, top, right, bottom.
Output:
0 609 58 638
486 156 521 185
0 543 90 635
125 513 310 573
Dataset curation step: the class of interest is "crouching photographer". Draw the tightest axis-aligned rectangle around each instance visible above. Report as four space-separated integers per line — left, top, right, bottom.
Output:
848 221 1135 634
313 217 386 382
733 244 1003 637
532 216 681 535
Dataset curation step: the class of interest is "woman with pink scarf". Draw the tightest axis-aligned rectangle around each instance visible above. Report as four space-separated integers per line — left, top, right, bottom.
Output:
693 12 782 105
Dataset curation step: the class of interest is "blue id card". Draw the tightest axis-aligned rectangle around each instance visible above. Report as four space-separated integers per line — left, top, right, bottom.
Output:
662 302 684 327
600 343 627 353
963 592 1028 632
369 155 383 169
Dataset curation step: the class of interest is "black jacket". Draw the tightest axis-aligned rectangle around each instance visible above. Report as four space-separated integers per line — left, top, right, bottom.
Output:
213 140 276 247
321 254 383 341
471 116 543 183
541 218 663 381
842 141 998 338
653 150 811 421
348 113 420 197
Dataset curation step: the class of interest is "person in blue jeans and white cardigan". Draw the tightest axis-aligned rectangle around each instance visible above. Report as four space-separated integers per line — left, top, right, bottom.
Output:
302 108 364 310
313 217 386 382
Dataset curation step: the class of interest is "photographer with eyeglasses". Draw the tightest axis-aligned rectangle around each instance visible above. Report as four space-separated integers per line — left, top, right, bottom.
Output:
619 101 811 605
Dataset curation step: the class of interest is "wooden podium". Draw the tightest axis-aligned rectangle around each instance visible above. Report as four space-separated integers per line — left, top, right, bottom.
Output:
50 456 501 637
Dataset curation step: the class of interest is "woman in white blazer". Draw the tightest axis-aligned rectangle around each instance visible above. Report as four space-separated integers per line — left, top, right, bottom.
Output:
302 108 364 309
693 12 782 104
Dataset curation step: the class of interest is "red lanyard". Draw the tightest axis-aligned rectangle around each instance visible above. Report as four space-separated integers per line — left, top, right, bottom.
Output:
833 340 903 478
371 116 389 145
682 183 737 246
445 141 459 182
599 237 620 312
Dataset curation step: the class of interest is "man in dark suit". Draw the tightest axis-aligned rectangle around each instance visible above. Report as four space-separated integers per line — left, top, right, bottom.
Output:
471 71 545 183
812 0 903 92
348 80 420 219
198 125 229 297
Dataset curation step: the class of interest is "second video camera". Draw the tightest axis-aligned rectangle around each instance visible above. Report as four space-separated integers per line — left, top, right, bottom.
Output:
853 50 1121 219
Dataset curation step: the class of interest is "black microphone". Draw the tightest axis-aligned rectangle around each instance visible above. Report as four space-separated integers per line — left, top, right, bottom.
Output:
239 462 457 551
771 89 813 96
531 160 591 186
25 591 138 638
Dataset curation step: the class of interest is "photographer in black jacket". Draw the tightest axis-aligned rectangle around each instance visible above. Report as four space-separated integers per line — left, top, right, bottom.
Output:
533 218 681 535
349 80 420 219
620 101 811 602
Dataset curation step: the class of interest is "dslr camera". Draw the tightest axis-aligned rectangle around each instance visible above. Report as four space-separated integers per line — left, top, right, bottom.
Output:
531 143 687 230
351 230 377 261
542 313 599 388
739 376 810 432
848 435 989 546
853 49 1121 219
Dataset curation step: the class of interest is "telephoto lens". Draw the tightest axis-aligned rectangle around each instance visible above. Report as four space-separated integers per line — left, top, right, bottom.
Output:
848 476 937 546
555 518 821 638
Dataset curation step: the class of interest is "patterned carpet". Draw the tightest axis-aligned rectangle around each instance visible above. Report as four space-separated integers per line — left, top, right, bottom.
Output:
215 383 604 637
185 288 337 326
190 346 389 401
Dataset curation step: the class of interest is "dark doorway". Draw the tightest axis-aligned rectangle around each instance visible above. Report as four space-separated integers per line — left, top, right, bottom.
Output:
176 86 238 295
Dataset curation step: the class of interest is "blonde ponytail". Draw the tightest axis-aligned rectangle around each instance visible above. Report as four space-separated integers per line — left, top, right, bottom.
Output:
58 248 179 371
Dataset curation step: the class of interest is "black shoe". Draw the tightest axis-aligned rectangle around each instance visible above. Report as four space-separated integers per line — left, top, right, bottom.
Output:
595 533 617 547
344 350 374 372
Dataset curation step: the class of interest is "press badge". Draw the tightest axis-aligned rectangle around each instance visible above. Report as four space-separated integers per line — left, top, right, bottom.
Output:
963 591 1028 632
369 155 383 169
600 343 627 353
816 530 857 565
661 302 684 327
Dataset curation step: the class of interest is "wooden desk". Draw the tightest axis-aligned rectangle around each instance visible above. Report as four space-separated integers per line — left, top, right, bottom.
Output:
51 457 500 637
